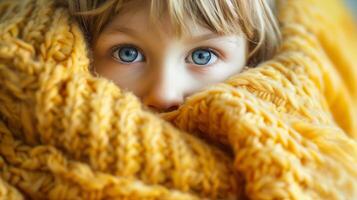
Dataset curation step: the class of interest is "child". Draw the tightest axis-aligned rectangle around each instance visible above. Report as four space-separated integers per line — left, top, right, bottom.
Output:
66 0 281 113
1 0 357 199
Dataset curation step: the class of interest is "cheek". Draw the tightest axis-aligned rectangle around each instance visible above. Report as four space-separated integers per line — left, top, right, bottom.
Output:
191 48 247 84
208 53 246 81
191 62 245 84
93 59 120 81
93 59 146 92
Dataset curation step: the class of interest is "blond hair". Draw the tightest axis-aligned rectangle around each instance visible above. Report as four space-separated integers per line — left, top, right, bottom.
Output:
60 0 281 66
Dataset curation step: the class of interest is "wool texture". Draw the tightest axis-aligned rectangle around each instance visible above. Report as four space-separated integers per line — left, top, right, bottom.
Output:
0 0 357 199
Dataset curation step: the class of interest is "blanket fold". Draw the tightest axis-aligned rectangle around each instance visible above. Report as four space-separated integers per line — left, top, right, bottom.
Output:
0 0 356 199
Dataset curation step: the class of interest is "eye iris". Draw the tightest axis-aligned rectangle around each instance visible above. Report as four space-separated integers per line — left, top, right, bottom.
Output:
119 47 138 62
192 49 211 65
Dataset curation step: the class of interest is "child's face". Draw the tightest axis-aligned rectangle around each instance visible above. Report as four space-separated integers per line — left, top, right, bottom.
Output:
92 2 247 113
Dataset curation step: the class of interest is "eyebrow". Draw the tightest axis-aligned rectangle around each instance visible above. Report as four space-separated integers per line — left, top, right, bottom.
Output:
103 26 224 43
104 27 141 38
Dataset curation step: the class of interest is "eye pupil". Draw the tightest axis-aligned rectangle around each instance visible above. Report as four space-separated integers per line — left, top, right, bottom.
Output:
119 47 138 62
192 49 212 65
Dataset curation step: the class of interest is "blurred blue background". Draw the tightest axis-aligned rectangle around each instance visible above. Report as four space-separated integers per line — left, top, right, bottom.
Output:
346 0 357 19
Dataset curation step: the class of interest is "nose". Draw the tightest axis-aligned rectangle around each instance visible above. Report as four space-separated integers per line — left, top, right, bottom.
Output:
142 73 183 112
143 86 183 112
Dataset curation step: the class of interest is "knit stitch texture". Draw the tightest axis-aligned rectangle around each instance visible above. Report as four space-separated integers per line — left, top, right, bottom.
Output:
0 0 356 199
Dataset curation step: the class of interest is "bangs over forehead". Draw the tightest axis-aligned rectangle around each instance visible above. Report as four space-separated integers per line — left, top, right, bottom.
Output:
65 0 280 65
147 0 246 36
72 0 253 39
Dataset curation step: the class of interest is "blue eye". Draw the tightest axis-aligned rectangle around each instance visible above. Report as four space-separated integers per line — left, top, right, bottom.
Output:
112 45 144 63
188 49 218 66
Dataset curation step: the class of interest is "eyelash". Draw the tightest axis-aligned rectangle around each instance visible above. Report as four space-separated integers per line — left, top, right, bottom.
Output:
110 44 223 66
190 47 221 57
186 47 221 66
110 44 146 63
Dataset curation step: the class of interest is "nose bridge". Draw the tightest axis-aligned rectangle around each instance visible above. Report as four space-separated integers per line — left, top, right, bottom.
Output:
143 55 184 111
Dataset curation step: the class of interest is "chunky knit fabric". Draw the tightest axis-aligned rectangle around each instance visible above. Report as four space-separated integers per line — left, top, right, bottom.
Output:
0 0 357 199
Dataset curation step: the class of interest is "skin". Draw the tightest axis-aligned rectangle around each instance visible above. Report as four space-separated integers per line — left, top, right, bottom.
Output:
92 2 247 113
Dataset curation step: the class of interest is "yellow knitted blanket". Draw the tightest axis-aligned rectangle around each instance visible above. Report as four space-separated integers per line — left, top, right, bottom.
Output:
0 0 357 199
